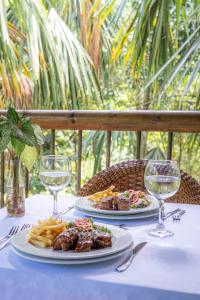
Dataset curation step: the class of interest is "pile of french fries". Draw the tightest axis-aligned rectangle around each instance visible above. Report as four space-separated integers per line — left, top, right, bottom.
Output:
27 218 66 248
88 186 119 203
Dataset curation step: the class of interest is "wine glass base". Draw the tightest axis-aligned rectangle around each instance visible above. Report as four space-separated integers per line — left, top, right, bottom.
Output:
148 228 174 238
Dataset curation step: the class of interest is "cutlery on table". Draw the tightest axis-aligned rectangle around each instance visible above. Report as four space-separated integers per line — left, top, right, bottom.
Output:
163 208 181 220
0 225 19 250
59 205 74 216
0 225 20 243
116 242 147 272
0 224 30 250
173 210 186 222
20 224 31 230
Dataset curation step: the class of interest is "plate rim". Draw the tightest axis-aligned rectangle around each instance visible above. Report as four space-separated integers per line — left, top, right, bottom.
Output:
75 207 158 220
12 244 133 265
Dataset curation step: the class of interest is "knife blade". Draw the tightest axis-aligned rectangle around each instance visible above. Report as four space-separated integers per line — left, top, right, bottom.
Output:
116 242 147 272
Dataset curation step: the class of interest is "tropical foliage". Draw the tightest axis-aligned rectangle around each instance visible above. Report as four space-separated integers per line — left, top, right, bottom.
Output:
0 0 101 109
0 107 43 171
1 0 200 110
0 0 200 191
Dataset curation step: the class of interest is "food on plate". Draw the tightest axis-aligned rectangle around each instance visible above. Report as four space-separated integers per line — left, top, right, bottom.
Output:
88 186 119 202
115 196 130 211
92 230 113 249
27 218 66 248
53 218 112 252
99 196 113 210
75 232 93 252
122 190 150 209
53 227 78 251
28 218 112 253
89 187 150 211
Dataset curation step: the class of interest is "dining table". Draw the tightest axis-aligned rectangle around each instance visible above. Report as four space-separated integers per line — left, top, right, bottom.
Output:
0 194 200 300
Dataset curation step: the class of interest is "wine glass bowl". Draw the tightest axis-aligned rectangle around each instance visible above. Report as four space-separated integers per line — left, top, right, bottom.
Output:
144 160 180 238
40 155 70 218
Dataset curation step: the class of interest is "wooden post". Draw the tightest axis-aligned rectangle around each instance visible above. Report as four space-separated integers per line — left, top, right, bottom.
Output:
77 130 82 193
51 130 56 155
167 132 173 160
106 131 111 168
136 132 142 159
0 152 5 207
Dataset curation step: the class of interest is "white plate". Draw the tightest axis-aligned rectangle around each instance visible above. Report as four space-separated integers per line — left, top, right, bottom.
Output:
12 245 133 265
12 225 133 260
75 195 158 216
76 207 158 220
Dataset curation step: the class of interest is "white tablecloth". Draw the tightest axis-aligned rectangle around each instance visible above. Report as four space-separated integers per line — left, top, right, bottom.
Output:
0 194 200 300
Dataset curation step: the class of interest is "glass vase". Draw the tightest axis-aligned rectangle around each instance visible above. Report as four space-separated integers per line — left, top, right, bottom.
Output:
6 159 25 217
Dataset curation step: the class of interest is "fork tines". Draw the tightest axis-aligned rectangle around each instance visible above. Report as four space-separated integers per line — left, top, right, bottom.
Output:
20 224 31 231
11 226 19 235
173 215 181 222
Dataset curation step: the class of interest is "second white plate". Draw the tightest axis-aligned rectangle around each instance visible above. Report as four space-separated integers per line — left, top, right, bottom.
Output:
75 195 158 216
76 207 158 220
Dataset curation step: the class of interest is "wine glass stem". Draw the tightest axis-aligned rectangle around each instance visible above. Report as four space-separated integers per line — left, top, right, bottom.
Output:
157 200 165 230
52 192 59 217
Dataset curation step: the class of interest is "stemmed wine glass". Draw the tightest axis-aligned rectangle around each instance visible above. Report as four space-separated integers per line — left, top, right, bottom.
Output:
40 155 70 218
144 160 180 238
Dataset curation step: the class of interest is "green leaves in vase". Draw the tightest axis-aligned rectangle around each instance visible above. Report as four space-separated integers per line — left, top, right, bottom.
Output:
0 107 44 171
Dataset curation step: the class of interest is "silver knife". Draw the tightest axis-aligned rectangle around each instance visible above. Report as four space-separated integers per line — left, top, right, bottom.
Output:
116 242 147 272
59 205 74 216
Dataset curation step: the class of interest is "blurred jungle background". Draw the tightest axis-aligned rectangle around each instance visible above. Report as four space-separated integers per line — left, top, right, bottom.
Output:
0 0 199 193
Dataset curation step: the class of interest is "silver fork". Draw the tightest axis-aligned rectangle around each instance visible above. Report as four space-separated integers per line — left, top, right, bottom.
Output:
0 225 19 243
0 225 19 250
163 208 181 220
20 224 31 230
0 224 30 251
173 210 186 222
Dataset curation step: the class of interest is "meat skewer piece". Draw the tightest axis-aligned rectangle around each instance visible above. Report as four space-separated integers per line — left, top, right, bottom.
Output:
75 232 93 252
92 230 112 249
53 228 78 251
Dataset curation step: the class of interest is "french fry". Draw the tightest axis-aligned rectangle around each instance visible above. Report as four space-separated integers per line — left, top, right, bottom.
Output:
88 185 119 202
44 224 66 230
27 217 66 248
28 233 52 245
28 238 47 248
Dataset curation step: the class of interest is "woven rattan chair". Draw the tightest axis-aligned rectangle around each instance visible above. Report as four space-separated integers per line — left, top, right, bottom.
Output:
78 160 200 204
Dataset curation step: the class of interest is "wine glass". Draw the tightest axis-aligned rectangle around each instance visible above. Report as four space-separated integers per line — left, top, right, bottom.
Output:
40 155 70 218
144 160 180 238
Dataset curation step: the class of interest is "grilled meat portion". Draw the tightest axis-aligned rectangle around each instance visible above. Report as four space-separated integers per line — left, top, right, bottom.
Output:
99 196 113 210
115 196 130 211
98 195 131 211
53 228 78 251
52 221 112 253
75 232 93 252
92 230 112 249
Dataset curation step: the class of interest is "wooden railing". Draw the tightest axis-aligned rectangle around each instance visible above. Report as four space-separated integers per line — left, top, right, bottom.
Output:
1 110 200 207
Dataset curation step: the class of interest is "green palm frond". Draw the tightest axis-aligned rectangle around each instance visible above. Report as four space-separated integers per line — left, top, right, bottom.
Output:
0 0 101 109
112 0 180 79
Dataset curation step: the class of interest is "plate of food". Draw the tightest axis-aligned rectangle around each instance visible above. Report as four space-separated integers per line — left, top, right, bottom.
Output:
12 217 133 262
75 207 158 220
75 186 158 216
